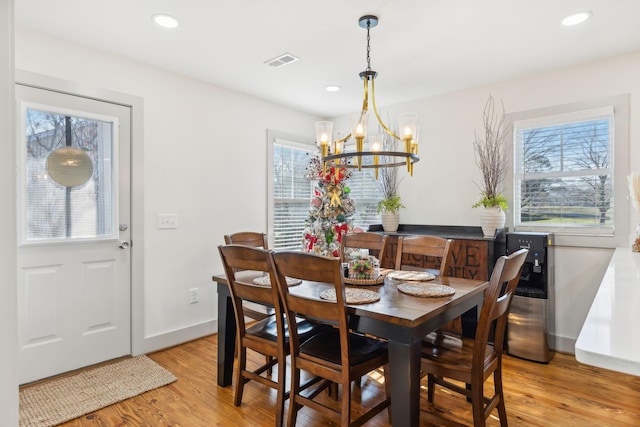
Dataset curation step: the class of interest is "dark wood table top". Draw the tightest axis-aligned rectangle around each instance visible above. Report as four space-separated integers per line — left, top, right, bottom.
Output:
212 271 487 329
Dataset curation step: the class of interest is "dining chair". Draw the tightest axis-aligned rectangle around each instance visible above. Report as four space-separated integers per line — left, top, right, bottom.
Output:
270 251 391 427
218 244 325 427
224 231 269 249
224 231 273 320
223 231 274 372
395 235 461 336
420 248 528 427
340 231 389 266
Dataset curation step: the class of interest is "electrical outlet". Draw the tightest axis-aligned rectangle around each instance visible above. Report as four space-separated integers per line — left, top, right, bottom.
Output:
157 214 178 229
189 288 199 304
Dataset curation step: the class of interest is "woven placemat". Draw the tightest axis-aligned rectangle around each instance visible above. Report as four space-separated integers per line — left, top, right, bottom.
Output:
397 283 455 298
344 275 385 286
252 275 302 287
387 270 435 281
319 288 380 304
19 355 176 427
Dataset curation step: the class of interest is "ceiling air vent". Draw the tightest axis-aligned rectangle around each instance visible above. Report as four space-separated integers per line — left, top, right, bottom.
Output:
265 53 299 68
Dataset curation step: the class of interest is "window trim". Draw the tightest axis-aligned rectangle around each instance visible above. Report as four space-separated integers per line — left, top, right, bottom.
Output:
506 94 630 248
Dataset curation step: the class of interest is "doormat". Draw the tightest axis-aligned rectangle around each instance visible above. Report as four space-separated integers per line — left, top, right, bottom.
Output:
19 355 177 427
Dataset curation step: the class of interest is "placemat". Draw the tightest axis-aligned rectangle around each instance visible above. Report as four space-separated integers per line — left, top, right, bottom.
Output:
344 275 385 286
252 275 302 287
387 270 436 281
319 288 380 304
397 283 455 298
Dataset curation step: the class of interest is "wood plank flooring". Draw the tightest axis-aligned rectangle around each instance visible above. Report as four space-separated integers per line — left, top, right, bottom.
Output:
53 334 640 426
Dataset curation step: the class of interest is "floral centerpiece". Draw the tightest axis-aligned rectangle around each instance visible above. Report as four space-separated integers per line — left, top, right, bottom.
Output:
348 253 380 280
302 156 355 257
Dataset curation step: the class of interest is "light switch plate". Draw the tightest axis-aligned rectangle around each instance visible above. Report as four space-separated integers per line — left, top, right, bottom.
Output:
157 213 178 229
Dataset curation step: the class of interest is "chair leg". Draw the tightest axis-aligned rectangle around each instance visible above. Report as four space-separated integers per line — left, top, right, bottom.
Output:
427 374 435 402
341 379 352 426
494 369 508 427
266 355 273 376
275 355 286 427
471 379 486 427
288 366 301 427
234 346 246 406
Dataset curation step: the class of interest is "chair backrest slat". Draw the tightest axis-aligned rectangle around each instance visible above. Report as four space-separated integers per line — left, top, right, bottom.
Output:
395 235 453 276
341 232 388 265
224 231 269 249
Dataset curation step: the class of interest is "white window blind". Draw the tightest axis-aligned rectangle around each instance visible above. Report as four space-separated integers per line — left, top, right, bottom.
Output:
513 107 614 234
269 132 384 252
272 139 314 251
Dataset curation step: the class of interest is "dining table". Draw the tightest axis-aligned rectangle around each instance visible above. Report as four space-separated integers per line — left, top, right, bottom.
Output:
212 271 488 427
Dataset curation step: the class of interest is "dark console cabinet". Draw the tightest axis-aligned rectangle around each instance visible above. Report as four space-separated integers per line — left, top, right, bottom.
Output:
368 224 508 338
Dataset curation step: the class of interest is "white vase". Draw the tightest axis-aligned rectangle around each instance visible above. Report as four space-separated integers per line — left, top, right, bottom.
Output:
480 206 506 237
381 211 400 232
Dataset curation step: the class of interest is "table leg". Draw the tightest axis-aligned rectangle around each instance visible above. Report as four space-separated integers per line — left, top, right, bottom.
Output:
388 338 422 426
217 284 236 387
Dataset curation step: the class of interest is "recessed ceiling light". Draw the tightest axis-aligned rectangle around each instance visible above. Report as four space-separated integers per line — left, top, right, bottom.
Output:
153 14 179 29
562 11 592 26
325 85 341 92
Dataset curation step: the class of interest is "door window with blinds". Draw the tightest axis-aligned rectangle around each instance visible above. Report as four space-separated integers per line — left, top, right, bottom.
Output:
19 103 118 244
268 131 383 251
513 107 616 235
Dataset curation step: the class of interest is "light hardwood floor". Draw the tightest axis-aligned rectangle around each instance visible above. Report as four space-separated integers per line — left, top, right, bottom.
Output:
54 334 640 426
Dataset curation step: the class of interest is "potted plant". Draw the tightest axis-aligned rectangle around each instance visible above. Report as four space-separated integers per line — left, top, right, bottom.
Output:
377 161 404 232
472 95 510 237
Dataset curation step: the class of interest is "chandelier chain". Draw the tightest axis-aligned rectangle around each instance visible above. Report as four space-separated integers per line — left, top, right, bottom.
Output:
366 20 371 72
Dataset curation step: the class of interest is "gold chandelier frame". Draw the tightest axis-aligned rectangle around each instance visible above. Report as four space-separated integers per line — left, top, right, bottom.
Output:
317 15 420 178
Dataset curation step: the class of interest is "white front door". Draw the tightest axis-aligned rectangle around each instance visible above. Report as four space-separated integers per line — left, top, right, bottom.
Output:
16 84 132 384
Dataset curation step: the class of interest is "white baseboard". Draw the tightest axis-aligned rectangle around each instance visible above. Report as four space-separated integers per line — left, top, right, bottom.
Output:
135 319 217 355
551 334 576 355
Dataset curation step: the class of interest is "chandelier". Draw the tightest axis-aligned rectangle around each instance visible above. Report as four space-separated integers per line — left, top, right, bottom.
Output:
316 15 420 179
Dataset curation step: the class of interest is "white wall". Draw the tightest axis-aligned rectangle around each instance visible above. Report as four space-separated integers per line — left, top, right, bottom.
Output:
335 52 640 352
1 1 18 425
14 29 320 354
13 28 640 357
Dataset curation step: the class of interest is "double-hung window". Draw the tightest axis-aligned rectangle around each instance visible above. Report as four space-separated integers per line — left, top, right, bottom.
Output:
510 95 630 246
268 130 383 251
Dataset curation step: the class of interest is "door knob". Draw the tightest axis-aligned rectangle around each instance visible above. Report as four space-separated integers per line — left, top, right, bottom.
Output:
118 240 130 249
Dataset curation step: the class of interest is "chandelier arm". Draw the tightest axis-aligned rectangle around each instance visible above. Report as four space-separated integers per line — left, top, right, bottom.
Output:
336 133 351 144
371 78 400 140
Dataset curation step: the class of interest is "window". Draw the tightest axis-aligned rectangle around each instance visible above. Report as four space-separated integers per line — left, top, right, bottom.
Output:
20 104 117 244
510 95 630 246
268 130 383 251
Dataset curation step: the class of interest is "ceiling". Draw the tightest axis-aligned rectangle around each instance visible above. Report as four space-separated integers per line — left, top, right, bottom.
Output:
14 0 640 118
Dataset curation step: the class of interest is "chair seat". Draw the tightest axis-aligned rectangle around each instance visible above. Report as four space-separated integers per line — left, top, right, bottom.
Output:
300 328 388 365
423 330 463 350
422 337 496 369
247 315 325 343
